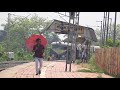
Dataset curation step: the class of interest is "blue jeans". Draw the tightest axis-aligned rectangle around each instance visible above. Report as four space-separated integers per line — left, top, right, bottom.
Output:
34 57 43 74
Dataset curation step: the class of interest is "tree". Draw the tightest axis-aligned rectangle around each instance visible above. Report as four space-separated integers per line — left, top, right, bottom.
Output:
44 32 61 44
109 24 120 40
0 30 7 42
95 24 120 47
95 28 101 40
2 14 60 53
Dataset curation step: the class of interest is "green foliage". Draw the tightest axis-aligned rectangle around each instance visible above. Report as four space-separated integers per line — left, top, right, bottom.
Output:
77 69 94 73
0 52 9 62
0 13 60 61
107 38 113 47
0 43 8 61
2 14 54 52
77 55 104 73
14 52 33 61
88 55 104 73
44 32 61 44
102 38 120 48
95 24 120 47
115 40 120 46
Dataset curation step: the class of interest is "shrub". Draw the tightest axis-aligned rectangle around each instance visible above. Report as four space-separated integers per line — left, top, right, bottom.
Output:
88 55 104 73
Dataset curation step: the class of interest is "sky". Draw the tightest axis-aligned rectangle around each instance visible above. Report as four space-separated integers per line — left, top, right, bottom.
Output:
0 12 120 40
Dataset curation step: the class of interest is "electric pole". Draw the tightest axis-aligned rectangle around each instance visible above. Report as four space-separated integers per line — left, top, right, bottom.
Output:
65 12 74 72
74 12 80 62
104 12 107 45
113 12 117 46
65 12 79 72
7 13 11 52
106 12 110 45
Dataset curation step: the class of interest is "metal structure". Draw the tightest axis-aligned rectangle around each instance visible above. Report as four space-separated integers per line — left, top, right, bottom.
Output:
64 12 80 72
45 12 80 72
65 12 75 72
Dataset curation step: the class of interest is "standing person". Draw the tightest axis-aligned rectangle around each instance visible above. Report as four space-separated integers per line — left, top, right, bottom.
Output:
81 47 86 66
32 38 45 75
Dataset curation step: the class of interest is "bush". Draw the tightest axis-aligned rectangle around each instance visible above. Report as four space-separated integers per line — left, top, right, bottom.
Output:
14 52 33 61
88 55 104 73
102 38 120 48
0 52 9 62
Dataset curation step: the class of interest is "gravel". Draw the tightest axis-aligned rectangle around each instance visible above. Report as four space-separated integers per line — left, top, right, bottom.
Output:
0 60 30 72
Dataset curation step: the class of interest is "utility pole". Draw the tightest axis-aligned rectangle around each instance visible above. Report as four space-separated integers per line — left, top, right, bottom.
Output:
106 12 110 45
75 12 80 60
113 12 117 46
65 12 75 72
101 21 103 46
104 12 107 45
73 12 80 63
7 13 11 52
103 12 107 45
109 18 112 38
102 12 105 45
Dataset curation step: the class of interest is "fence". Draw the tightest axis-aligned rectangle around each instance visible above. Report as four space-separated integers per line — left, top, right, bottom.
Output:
95 47 120 77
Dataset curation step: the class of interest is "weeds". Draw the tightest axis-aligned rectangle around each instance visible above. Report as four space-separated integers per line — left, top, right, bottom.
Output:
77 54 104 73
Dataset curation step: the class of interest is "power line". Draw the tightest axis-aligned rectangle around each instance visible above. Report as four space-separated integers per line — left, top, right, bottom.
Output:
7 13 31 28
54 12 69 23
10 13 31 18
58 14 68 23
54 12 69 17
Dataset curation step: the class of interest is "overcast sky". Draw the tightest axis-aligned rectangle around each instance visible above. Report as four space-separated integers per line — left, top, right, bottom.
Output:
0 12 120 40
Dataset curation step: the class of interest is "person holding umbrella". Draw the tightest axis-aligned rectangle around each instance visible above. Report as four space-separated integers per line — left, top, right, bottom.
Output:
32 38 45 75
25 34 47 75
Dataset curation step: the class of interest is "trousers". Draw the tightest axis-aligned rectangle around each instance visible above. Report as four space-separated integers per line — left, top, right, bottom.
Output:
34 57 43 74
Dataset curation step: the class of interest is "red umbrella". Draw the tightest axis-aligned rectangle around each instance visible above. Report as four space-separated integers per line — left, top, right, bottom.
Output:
25 34 47 51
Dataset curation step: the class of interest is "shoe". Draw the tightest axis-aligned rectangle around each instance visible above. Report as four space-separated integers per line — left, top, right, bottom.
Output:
36 73 38 75
39 70 41 74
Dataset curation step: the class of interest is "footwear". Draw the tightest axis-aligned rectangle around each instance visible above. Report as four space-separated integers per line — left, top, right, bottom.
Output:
39 70 41 74
36 73 38 75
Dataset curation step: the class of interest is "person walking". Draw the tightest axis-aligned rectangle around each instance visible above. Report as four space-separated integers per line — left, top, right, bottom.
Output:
32 38 45 75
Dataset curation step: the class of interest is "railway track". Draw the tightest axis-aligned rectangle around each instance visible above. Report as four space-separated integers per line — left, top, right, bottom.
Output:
0 61 30 72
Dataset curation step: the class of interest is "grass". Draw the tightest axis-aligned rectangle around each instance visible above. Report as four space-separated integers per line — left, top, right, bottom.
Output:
77 55 104 74
77 69 94 73
77 68 104 73
88 55 104 73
